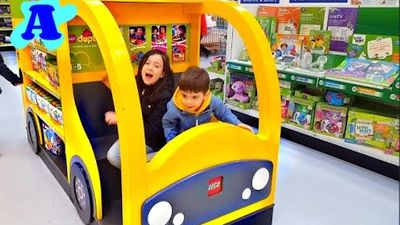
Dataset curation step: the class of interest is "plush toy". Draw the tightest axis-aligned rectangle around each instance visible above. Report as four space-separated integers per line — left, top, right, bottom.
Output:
230 81 249 103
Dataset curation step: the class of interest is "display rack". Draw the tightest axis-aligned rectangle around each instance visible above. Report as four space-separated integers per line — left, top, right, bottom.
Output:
224 5 400 180
0 0 12 49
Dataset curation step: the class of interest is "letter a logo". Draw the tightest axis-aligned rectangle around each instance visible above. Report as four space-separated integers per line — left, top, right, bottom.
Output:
11 0 77 50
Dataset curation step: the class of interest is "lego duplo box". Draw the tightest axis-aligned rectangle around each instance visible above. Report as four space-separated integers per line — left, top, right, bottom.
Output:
313 102 348 138
345 108 399 155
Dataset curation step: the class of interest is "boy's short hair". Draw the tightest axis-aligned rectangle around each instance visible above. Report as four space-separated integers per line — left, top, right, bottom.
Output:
179 66 210 93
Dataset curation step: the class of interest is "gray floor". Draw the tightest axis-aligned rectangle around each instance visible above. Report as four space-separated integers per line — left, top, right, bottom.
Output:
0 51 398 225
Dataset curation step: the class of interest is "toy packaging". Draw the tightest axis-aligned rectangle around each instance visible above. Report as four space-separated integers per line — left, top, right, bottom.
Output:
276 7 301 35
226 73 255 109
313 102 348 138
325 91 351 106
280 88 292 122
42 123 64 156
274 34 308 59
255 16 277 45
287 96 317 130
309 30 331 55
325 58 400 88
347 33 399 63
299 7 326 35
345 108 399 155
210 78 224 101
327 7 358 52
207 55 226 75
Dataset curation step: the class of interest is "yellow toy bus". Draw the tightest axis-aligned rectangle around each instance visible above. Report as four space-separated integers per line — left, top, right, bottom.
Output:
11 0 280 224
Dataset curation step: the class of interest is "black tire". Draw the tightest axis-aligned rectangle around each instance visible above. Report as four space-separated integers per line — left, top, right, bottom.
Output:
70 163 94 224
26 112 39 154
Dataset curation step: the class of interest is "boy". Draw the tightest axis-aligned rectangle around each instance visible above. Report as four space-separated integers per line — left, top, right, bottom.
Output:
162 66 253 142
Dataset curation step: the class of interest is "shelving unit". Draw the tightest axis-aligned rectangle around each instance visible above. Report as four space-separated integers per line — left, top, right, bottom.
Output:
0 1 12 49
224 59 399 179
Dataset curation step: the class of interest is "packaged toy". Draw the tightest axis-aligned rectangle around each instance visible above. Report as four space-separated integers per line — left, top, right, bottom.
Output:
226 73 255 109
280 88 292 122
210 78 224 100
325 91 350 106
345 108 399 155
313 102 348 138
43 123 64 156
287 96 317 130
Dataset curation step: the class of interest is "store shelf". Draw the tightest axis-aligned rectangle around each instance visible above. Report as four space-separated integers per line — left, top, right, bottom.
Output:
227 104 259 118
30 104 64 140
282 123 399 166
0 43 12 47
227 59 254 75
0 27 11 31
28 43 57 55
208 71 225 81
25 70 60 99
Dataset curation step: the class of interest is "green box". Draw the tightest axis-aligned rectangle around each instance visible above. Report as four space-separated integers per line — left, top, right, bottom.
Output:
287 96 317 130
345 108 399 155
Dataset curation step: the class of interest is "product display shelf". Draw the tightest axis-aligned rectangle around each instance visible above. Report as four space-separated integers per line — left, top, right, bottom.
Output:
227 104 259 118
28 43 57 55
227 60 400 105
318 76 400 105
30 104 64 140
0 1 12 49
208 70 226 81
225 59 399 175
282 123 399 166
25 70 60 99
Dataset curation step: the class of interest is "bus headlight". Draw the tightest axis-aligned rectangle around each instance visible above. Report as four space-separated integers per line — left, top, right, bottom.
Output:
147 201 172 225
252 167 270 191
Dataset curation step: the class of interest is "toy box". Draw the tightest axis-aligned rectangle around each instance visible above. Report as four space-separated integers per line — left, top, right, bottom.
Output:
280 88 292 122
42 123 64 156
345 108 399 155
287 96 317 130
294 89 324 102
347 33 399 63
210 78 224 101
226 73 255 109
313 102 348 138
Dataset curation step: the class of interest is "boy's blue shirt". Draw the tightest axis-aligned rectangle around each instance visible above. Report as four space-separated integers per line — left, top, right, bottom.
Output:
162 95 241 142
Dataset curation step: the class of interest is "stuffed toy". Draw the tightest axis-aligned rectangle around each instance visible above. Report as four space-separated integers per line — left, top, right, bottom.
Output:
230 81 249 103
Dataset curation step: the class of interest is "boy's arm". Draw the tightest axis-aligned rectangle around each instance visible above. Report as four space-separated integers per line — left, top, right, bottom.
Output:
162 101 180 142
212 97 241 125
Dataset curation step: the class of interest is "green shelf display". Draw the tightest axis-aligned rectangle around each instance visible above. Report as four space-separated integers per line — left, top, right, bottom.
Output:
226 60 400 106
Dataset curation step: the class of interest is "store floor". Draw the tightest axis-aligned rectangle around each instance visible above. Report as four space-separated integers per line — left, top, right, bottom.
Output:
0 51 398 225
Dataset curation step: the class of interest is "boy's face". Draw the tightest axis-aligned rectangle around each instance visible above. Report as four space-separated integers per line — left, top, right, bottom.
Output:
180 90 209 112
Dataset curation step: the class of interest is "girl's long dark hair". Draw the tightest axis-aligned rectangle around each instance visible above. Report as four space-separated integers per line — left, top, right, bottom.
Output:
135 49 174 103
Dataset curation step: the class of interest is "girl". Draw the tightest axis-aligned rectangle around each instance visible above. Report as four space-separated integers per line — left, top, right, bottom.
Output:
105 49 175 169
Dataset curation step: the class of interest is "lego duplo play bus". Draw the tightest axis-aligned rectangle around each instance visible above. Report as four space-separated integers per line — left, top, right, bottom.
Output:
11 0 281 224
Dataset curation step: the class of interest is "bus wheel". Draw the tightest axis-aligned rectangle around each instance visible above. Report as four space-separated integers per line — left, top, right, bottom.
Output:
70 163 94 224
26 112 39 154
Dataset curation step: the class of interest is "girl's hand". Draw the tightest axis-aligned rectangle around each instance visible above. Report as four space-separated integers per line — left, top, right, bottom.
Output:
238 123 254 133
105 111 117 125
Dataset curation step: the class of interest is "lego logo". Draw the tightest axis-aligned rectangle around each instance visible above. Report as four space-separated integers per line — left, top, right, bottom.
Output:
208 182 221 191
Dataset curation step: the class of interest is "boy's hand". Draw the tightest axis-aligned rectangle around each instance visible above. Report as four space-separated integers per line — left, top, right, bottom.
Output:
105 111 117 125
238 123 254 133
